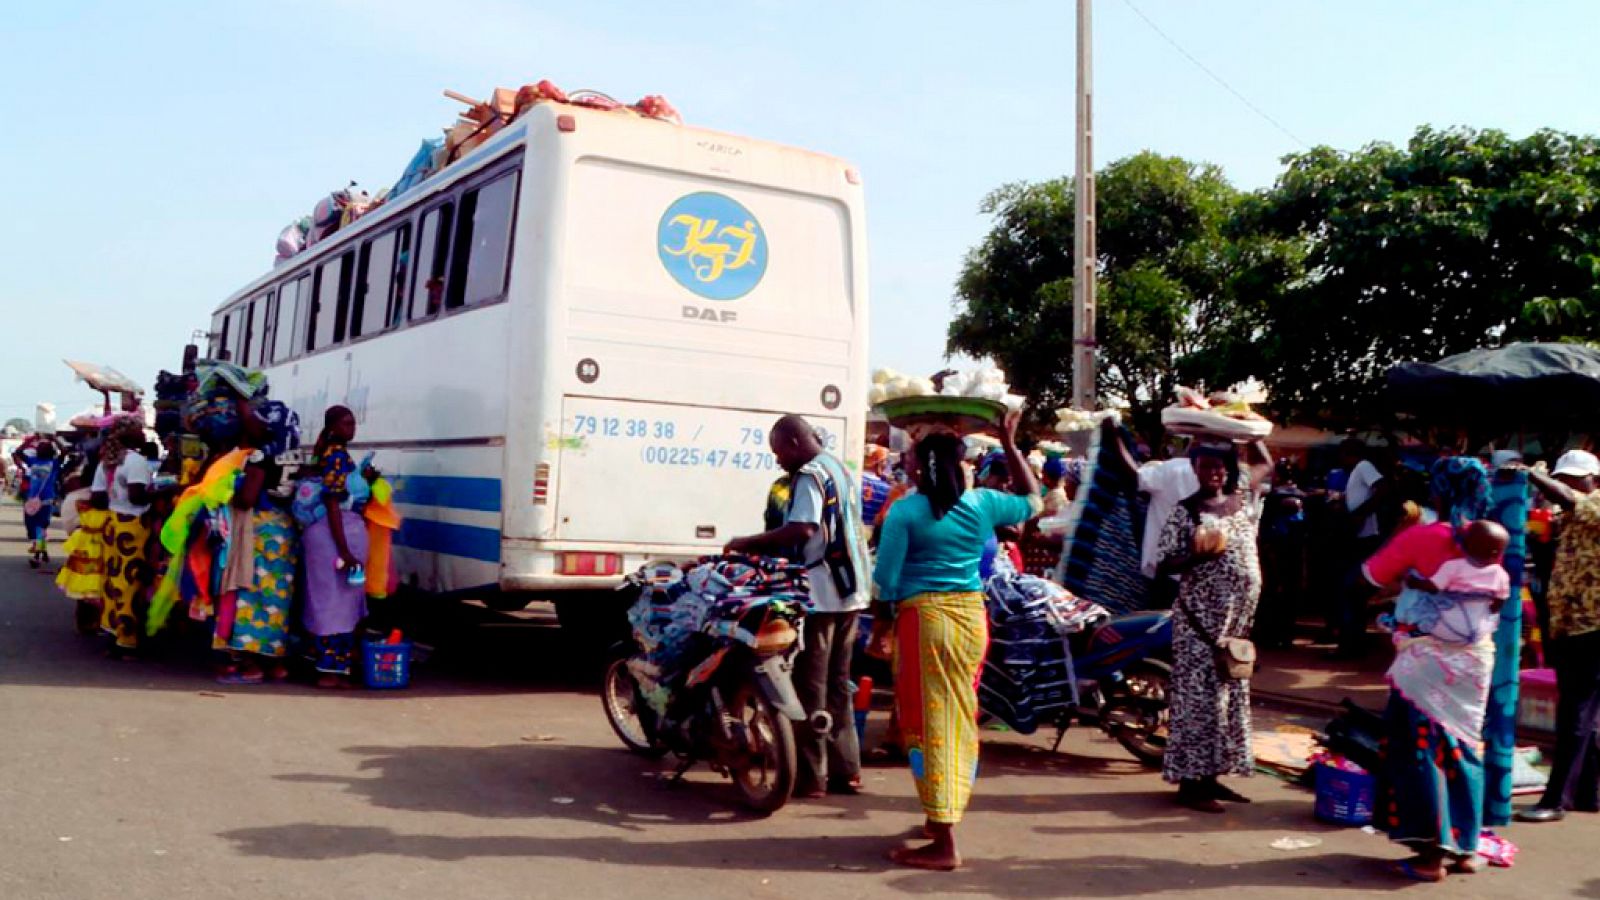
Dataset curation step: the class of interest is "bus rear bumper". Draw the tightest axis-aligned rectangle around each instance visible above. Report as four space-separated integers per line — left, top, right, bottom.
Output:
499 540 715 592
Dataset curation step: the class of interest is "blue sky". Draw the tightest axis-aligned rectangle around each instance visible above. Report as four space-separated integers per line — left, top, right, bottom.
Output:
3 0 1598 424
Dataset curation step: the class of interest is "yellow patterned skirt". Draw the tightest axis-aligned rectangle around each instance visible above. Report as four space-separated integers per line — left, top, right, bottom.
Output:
893 591 988 824
100 513 153 649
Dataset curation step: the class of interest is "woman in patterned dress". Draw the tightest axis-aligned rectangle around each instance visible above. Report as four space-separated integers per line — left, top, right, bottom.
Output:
214 404 299 684
301 406 369 688
1157 442 1270 813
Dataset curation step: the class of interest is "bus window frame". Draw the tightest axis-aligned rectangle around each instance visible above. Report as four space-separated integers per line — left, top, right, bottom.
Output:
208 152 522 365
348 222 407 347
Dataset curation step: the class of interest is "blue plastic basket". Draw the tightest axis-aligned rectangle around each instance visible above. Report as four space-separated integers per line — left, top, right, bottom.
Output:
1313 762 1375 826
361 639 412 689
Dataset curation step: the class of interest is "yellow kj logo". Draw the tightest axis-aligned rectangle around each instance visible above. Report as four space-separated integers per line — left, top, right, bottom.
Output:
657 193 767 300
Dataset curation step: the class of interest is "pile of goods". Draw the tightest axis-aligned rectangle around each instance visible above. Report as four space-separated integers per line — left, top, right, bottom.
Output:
869 364 1026 435
1159 379 1274 440
626 556 808 715
1053 407 1119 434
978 572 1109 734
273 78 681 265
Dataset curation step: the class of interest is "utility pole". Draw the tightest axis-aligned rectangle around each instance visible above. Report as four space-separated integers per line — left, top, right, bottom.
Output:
1072 0 1098 411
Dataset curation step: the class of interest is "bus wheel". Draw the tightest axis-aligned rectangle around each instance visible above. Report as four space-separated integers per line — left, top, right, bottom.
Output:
482 593 534 613
555 592 631 646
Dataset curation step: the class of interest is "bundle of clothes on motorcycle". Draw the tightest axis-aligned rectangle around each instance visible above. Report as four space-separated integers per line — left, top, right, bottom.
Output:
626 555 809 717
978 570 1110 735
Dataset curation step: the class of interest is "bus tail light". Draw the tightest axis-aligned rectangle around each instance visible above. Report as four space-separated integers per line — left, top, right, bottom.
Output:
558 552 621 577
533 463 551 505
556 114 576 133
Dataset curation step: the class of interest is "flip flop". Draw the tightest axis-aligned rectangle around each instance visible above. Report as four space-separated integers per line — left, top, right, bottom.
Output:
216 671 265 686
1391 860 1446 883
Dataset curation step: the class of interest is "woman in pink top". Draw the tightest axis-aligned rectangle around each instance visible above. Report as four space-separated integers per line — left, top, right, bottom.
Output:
1361 457 1496 882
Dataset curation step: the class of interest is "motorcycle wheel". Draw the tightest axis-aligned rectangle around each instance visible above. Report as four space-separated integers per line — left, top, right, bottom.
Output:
601 657 667 758
726 683 797 815
1109 659 1172 768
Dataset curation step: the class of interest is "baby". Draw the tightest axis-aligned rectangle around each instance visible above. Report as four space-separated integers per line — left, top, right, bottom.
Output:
1386 520 1511 644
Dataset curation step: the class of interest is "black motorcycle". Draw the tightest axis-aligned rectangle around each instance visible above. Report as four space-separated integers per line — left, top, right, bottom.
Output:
601 562 817 814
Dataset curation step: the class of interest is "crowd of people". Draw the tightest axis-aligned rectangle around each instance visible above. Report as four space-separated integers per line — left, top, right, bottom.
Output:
14 362 1600 881
11 364 399 688
727 403 1600 881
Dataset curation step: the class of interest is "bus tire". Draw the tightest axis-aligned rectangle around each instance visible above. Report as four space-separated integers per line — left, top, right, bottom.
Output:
555 592 630 645
482 593 534 613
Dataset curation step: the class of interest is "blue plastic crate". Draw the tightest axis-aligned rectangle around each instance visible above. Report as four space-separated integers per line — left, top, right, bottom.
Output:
1313 762 1375 826
362 639 412 689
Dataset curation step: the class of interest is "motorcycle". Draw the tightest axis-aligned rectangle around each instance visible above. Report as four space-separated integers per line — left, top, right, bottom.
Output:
864 577 1173 767
1038 609 1173 765
601 559 816 814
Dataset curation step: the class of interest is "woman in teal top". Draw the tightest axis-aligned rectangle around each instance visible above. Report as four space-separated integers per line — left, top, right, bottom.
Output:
872 412 1040 872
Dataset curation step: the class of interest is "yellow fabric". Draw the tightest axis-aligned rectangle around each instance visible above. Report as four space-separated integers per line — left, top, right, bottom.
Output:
55 509 109 602
147 448 250 634
894 590 987 824
100 513 152 649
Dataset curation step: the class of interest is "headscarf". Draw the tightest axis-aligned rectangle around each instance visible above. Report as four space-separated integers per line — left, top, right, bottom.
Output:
1429 456 1490 534
252 400 300 458
1041 457 1068 482
978 450 1009 484
864 445 889 470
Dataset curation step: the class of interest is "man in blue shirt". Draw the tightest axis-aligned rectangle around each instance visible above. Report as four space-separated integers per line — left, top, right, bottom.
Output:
727 415 871 797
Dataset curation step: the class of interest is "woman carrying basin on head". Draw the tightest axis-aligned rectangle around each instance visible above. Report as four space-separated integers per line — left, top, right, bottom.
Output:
871 408 1040 871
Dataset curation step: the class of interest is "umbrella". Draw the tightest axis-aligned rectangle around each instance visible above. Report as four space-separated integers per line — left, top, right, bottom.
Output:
1387 342 1600 421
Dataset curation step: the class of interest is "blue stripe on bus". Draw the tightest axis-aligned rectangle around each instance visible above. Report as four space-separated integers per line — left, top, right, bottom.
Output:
394 519 503 563
393 476 503 512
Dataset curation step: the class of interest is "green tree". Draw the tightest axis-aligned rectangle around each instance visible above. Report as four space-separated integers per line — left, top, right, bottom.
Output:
1250 126 1600 417
948 152 1291 437
2 417 29 435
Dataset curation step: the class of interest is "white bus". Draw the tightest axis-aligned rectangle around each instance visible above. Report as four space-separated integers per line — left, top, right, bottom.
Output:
207 102 869 623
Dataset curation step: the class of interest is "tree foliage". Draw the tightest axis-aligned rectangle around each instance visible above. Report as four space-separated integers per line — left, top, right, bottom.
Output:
951 128 1600 428
948 152 1292 436
1250 126 1600 416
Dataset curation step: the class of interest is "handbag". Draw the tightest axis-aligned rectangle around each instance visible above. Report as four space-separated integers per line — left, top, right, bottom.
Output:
1176 597 1256 681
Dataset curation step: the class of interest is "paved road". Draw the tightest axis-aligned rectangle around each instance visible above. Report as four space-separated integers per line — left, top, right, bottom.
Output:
1 516 1596 899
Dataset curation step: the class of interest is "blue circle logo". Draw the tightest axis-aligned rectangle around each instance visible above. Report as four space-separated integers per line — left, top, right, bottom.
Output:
657 192 767 301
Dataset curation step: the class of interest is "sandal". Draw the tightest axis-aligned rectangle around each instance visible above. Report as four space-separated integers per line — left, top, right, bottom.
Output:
1391 859 1446 883
216 670 265 686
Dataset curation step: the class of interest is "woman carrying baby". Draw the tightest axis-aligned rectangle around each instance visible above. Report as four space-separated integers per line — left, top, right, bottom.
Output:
1361 457 1504 882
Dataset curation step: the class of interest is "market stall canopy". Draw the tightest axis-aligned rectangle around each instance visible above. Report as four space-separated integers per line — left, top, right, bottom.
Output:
64 360 143 396
1387 342 1600 421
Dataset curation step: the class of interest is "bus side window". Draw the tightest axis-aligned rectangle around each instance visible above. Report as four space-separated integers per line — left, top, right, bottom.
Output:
446 171 519 309
352 228 399 339
387 222 413 329
409 203 454 321
259 291 277 365
210 314 226 359
331 250 355 345
276 276 303 363
240 300 256 367
308 254 349 352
